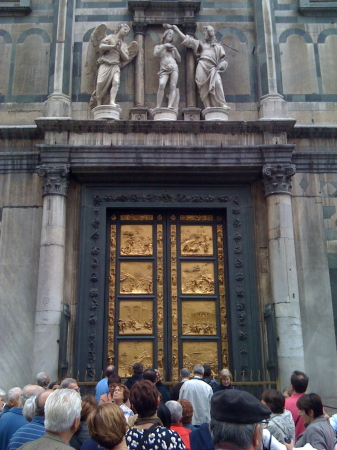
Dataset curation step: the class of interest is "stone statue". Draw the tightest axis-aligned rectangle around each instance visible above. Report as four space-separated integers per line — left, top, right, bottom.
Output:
86 23 138 109
154 26 181 110
171 24 228 109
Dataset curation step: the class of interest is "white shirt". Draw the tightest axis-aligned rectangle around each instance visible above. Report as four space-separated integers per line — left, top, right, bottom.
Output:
179 376 213 425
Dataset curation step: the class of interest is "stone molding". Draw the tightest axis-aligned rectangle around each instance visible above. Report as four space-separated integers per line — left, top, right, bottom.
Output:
262 163 296 196
37 164 70 197
34 118 297 134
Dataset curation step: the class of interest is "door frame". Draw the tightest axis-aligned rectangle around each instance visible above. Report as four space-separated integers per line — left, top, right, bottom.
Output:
74 184 261 383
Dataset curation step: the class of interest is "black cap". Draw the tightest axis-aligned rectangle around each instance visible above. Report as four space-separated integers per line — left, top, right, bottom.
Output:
211 390 271 424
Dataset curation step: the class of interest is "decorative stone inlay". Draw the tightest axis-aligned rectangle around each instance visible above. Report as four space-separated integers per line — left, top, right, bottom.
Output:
37 165 70 197
262 163 296 196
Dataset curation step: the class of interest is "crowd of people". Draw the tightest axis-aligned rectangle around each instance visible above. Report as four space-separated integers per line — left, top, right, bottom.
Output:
0 366 336 450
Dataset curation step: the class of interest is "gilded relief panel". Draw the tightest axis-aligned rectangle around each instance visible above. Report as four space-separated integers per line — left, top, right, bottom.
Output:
181 262 215 294
182 341 219 376
118 301 153 335
182 301 217 335
120 224 153 256
118 341 153 377
181 225 213 256
120 262 153 294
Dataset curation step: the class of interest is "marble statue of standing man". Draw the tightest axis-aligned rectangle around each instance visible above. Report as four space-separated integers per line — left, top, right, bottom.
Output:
154 27 181 109
171 24 228 109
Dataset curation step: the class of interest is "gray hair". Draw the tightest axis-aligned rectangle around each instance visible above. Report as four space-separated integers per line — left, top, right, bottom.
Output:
0 389 6 401
22 385 44 405
44 389 81 433
210 419 260 448
166 400 183 423
193 364 205 376
23 396 36 421
59 378 77 389
8 387 22 403
180 368 190 379
36 372 49 387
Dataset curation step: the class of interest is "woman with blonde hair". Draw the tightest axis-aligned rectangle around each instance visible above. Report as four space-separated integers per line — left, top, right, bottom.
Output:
86 403 128 450
214 368 238 392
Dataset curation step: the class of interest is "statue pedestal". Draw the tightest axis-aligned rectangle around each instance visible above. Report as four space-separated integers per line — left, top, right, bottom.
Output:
150 108 178 121
93 105 122 120
130 107 150 120
182 107 201 121
202 106 230 121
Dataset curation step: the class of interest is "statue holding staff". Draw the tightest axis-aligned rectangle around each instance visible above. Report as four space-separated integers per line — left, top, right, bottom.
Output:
169 24 228 109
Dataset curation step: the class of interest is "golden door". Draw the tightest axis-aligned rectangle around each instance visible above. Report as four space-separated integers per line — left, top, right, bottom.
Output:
108 212 228 382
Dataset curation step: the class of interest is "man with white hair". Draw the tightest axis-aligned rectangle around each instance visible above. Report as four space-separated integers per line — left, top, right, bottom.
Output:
179 364 213 426
166 400 192 450
8 390 53 450
0 389 7 417
17 389 81 450
0 388 27 450
36 372 50 389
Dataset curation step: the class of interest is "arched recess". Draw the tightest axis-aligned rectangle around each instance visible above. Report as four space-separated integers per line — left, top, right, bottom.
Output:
279 29 317 95
217 27 250 96
317 30 337 94
13 29 51 96
0 30 12 96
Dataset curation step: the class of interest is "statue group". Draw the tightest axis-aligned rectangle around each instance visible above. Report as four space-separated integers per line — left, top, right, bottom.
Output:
86 23 229 119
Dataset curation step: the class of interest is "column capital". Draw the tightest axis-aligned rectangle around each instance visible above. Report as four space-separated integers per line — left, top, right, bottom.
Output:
132 22 148 36
37 164 70 197
262 163 295 197
182 22 197 36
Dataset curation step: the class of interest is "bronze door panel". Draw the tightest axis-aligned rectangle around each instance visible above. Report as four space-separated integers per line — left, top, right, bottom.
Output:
108 212 228 381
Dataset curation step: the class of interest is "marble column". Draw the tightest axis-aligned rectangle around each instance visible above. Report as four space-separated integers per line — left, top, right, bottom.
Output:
255 0 288 118
262 163 305 387
130 23 149 120
182 23 201 121
44 0 73 117
32 165 70 381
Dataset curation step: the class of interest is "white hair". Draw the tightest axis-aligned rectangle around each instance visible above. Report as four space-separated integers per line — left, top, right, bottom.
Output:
193 364 205 375
36 372 49 387
23 396 36 421
0 389 6 400
44 389 81 433
8 387 22 402
166 400 183 423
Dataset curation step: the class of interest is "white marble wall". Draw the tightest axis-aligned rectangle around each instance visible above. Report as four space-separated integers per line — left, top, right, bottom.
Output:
0 173 42 391
292 173 337 397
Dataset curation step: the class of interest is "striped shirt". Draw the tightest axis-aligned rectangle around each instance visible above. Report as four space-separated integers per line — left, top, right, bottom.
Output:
7 416 45 450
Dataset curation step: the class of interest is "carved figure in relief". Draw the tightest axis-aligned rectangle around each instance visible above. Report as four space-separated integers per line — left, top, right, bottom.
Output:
86 23 138 108
154 26 181 109
169 24 228 109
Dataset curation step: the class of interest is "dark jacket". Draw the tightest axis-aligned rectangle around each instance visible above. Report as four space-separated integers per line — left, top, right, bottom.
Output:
124 373 143 390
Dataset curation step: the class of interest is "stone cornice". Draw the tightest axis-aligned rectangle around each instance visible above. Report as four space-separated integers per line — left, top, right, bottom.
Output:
38 144 295 174
0 125 44 140
34 118 297 135
288 125 337 139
